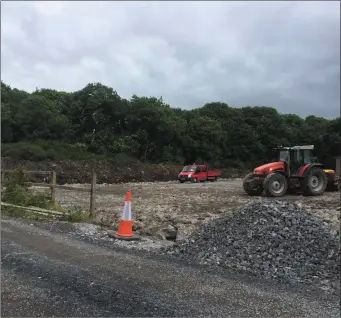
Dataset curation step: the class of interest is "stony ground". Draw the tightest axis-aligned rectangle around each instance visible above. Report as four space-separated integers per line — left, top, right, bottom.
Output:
2 218 340 317
33 179 340 241
164 200 340 294
4 180 340 305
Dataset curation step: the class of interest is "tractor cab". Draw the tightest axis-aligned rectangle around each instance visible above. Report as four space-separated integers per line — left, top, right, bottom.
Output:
274 145 315 176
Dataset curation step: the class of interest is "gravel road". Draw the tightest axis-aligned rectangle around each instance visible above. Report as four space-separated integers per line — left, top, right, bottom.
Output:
1 218 340 317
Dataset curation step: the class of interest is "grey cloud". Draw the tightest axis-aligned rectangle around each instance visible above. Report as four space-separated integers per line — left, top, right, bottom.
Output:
1 1 340 118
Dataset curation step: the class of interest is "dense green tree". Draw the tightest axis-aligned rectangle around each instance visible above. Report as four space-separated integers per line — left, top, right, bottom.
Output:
13 95 70 140
1 81 340 167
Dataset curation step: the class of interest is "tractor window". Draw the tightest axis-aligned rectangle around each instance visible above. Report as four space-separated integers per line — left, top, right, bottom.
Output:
297 151 303 164
279 150 289 162
202 166 207 172
303 150 313 164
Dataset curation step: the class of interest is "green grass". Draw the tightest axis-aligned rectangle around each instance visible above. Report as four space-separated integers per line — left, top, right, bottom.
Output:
1 206 55 222
65 209 91 223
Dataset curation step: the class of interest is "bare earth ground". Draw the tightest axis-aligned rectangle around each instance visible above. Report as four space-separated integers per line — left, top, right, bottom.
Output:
33 179 340 239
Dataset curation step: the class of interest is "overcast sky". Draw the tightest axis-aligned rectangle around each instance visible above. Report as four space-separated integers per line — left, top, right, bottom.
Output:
1 1 340 118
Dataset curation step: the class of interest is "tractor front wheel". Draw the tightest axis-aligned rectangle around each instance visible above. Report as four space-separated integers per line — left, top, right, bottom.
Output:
243 173 262 196
263 173 288 197
301 168 327 196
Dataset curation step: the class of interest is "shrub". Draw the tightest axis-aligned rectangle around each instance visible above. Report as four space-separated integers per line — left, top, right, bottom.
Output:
1 140 106 161
109 153 140 165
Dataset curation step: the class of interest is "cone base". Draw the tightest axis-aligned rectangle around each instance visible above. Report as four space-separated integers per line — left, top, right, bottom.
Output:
107 231 140 241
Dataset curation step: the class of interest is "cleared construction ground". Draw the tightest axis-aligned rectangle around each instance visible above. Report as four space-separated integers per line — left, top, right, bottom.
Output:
42 179 340 239
19 179 341 296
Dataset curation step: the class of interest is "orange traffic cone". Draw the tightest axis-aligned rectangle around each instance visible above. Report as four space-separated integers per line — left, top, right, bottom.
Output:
108 190 140 241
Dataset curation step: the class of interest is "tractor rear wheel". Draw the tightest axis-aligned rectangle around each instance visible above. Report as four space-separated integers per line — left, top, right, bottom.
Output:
301 167 327 196
243 173 262 195
263 173 288 197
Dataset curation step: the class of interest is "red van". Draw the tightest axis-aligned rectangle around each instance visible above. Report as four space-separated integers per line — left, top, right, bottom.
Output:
178 164 221 183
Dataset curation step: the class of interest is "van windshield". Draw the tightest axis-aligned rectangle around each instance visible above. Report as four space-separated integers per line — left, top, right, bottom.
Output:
182 166 197 172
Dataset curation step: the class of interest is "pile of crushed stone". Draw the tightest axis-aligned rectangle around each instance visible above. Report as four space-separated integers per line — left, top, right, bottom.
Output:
164 200 340 292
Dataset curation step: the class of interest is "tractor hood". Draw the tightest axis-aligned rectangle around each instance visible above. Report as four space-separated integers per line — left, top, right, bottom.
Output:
254 162 284 174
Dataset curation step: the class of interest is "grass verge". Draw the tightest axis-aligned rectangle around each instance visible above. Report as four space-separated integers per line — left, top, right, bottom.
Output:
1 206 55 222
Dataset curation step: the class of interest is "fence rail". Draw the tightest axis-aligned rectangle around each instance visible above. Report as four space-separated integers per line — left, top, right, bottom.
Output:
26 182 91 193
1 202 66 217
1 169 97 216
2 170 52 174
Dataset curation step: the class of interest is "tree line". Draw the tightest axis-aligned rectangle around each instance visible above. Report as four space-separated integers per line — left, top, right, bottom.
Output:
1 81 340 168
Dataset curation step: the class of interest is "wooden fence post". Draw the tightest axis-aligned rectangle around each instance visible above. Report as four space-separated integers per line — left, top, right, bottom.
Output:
1 171 4 191
51 170 56 203
90 170 97 217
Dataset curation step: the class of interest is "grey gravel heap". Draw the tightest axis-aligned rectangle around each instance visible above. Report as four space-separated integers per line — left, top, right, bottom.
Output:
164 200 340 291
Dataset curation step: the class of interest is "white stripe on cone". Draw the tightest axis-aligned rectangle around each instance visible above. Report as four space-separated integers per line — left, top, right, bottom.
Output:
122 201 132 220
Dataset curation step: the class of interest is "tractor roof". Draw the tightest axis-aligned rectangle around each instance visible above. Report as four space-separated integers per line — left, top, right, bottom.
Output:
275 145 314 150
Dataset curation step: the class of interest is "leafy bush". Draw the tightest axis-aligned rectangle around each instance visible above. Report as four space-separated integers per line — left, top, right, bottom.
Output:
109 153 140 165
1 140 106 161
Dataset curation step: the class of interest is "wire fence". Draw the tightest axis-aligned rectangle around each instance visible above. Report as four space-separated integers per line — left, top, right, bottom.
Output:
1 169 96 216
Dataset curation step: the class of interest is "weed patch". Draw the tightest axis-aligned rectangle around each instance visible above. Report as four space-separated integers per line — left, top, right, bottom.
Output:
66 210 90 223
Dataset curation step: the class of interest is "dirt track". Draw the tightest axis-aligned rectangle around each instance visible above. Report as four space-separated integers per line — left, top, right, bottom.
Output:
38 179 340 239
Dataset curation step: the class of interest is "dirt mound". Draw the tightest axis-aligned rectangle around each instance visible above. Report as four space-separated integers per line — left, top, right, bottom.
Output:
164 200 340 293
1 157 245 184
1 157 181 184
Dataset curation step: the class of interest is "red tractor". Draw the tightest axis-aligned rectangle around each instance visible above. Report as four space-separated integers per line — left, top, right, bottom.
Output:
243 145 340 197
